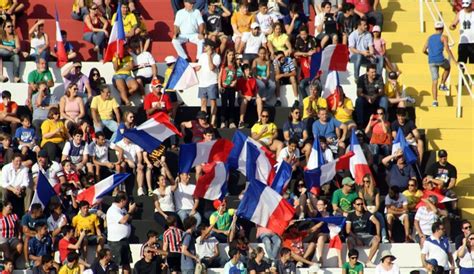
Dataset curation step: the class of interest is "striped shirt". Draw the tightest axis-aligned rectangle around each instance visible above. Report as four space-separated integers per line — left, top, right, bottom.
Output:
163 226 184 253
0 213 19 244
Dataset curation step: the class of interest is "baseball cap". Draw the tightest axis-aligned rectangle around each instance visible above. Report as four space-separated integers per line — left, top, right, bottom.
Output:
438 149 448 158
196 111 208 120
251 22 260 29
213 199 226 210
164 56 177 64
38 150 48 158
434 21 444 29
372 25 381 32
342 177 355 186
462 0 472 8
184 0 196 3
388 71 398 80
425 258 439 266
151 79 163 88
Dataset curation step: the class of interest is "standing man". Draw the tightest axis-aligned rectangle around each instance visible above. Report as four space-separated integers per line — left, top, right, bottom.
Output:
450 0 474 64
172 0 205 61
422 21 457 107
106 191 137 274
421 221 455 274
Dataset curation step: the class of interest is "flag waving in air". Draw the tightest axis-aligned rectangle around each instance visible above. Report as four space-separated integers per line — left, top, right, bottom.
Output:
349 130 373 185
103 2 126 62
178 139 234 173
30 171 58 210
77 174 130 205
392 128 418 165
54 8 68 68
194 162 228 200
310 216 346 250
165 57 199 90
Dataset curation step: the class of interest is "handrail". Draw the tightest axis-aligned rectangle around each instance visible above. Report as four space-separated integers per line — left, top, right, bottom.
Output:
430 0 456 47
457 62 474 117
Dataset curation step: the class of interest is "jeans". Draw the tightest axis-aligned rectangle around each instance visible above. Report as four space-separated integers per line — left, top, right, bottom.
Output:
303 0 313 17
43 141 65 161
298 78 312 100
258 233 281 261
373 212 388 240
350 54 383 79
0 49 20 78
172 33 204 60
30 50 49 64
94 119 118 142
83 31 106 60
354 96 389 127
256 79 276 101
177 209 202 227
220 88 236 124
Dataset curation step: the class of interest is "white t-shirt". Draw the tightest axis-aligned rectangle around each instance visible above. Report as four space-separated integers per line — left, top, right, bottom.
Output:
174 183 196 211
47 214 67 233
277 147 300 163
459 9 474 44
132 51 156 78
242 32 267 54
374 263 400 274
153 186 175 212
1 163 30 189
314 13 325 36
106 203 131 241
384 194 408 213
458 246 474 268
113 140 143 162
32 161 64 187
414 206 438 236
62 141 89 165
197 52 221 88
256 12 278 34
89 141 111 163
174 8 204 35
195 235 219 259
421 236 452 270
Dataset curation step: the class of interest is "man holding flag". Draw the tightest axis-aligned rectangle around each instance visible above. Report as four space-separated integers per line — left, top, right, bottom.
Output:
382 149 417 190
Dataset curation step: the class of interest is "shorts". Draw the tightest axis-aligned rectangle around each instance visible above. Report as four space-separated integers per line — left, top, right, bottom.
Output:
198 84 218 100
348 233 376 247
429 59 450 80
166 91 178 102
458 43 474 63
387 213 408 222
85 235 99 245
243 53 258 63
279 76 291 85
108 239 132 266
112 74 135 83
167 252 181 272
136 76 152 85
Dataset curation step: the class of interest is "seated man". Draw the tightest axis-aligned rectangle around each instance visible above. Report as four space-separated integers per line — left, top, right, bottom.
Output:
331 177 359 216
90 85 121 142
0 91 20 134
312 108 347 153
230 2 255 52
354 64 388 128
27 58 54 108
61 129 93 174
114 137 145 194
382 149 417 190
209 200 234 243
425 149 458 211
414 195 442 246
51 30 77 62
391 108 424 161
89 131 123 181
195 223 221 268
345 197 380 267
314 1 338 47
385 186 412 243
1 153 31 215
240 22 267 64
274 51 298 107
275 247 296 273
172 0 205 61
28 222 53 268
71 201 105 257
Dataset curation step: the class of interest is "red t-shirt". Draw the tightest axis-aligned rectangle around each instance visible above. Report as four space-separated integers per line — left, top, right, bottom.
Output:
143 92 172 118
348 0 373 14
237 77 257 97
58 237 77 262
0 101 18 113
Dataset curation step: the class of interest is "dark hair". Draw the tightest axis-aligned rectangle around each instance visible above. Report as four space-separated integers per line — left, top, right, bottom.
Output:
319 136 327 144
1 90 11 98
352 197 364 205
258 1 267 7
61 225 74 235
20 115 31 123
183 216 197 230
389 186 400 197
280 247 291 256
274 50 285 57
35 222 47 231
114 191 128 203
461 220 472 227
41 254 54 264
342 2 355 13
60 30 67 36
299 26 309 33
432 221 443 233
100 85 110 93
321 1 331 8
65 83 78 97
241 63 251 72
166 215 177 227
289 105 301 122
367 64 377 71
61 159 71 167
47 107 60 119
348 248 359 258
78 200 90 208
67 251 79 262
49 201 61 211
228 248 240 258
396 108 407 116
73 129 84 137
288 138 299 146
30 203 42 212
95 131 105 139
358 17 368 26
289 2 298 12
147 230 158 239
98 248 111 259
197 223 208 233
222 48 237 69
12 152 22 160
203 128 214 135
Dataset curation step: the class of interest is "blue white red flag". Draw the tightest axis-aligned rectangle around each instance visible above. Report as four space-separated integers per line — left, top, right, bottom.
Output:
30 171 57 210
349 130 373 185
178 139 234 173
392 127 418 165
165 57 199 90
103 3 126 62
194 161 228 200
77 173 130 205
54 7 68 68
271 161 292 194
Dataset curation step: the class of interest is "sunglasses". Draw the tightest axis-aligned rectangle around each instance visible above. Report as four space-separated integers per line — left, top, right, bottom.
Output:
5 25 13 28
464 226 472 229
363 180 370 183
350 257 358 260
93 73 99 76
261 115 269 118
298 184 304 187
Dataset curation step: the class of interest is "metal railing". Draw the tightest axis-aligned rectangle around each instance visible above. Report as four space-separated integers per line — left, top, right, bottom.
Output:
457 62 474 117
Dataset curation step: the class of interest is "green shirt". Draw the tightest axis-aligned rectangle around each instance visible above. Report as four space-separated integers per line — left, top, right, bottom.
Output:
342 262 363 274
28 69 53 84
331 189 359 213
209 209 235 231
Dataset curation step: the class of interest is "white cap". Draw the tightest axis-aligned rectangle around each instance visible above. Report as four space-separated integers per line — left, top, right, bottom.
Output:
434 21 444 29
462 0 472 8
251 22 260 29
164 56 177 64
372 25 381 32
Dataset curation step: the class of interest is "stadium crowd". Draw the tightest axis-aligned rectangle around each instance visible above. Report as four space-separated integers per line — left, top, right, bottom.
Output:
0 0 471 273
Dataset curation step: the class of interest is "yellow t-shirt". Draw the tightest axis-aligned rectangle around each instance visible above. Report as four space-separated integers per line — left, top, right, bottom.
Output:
384 81 401 99
402 189 423 211
113 56 133 76
111 12 138 34
40 119 67 147
230 12 255 33
302 96 327 120
251 122 278 141
334 98 354 123
71 0 92 12
90 95 119 120
72 213 100 236
267 33 290 52
59 264 80 274
0 0 12 10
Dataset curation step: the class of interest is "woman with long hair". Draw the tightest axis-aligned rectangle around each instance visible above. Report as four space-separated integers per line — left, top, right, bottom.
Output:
28 19 49 62
218 48 238 128
83 3 109 61
365 107 391 160
457 232 474 273
0 19 21 82
115 110 136 143
40 107 69 160
88 68 103 95
59 83 85 130
152 175 181 228
252 46 275 103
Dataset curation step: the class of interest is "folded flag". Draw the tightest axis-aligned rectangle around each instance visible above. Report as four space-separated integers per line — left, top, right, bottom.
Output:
77 173 130 205
178 139 234 173
123 112 182 153
392 127 418 165
165 57 199 90
30 171 58 210
103 2 126 62
310 216 346 250
194 161 228 200
271 161 292 194
304 151 354 189
237 179 295 235
416 190 457 209
228 131 276 184
54 7 68 68
321 71 341 110
349 129 373 185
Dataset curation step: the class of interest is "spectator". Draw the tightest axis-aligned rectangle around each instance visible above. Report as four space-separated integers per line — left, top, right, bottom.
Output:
163 56 180 119
90 248 117 274
58 225 86 263
51 31 76 62
112 47 140 106
332 177 359 216
422 21 456 107
89 131 122 181
133 245 167 274
180 111 213 143
106 191 137 274
218 48 238 128
31 254 57 274
274 51 298 107
59 83 86 130
172 0 205 61
283 106 308 149
365 107 391 159
0 19 21 83
414 195 441 246
15 116 39 161
223 248 247 273
62 62 93 104
195 223 220 268
281 223 320 267
354 64 388 127
209 199 234 243
421 221 455 273
196 39 221 127
391 108 424 161
403 179 424 214
115 110 136 143
302 81 327 134
0 133 14 165
256 2 279 35
114 137 145 194
231 2 255 52
277 138 301 172
240 22 267 64
31 81 57 138
162 215 184 274
181 216 198 274
255 226 280 263
346 197 380 267
456 221 472 250
251 109 284 156
349 18 383 80
143 79 172 119
0 201 23 261
72 200 104 256
372 26 399 74
21 203 45 267
152 175 181 228
32 149 65 190
111 2 138 39
175 173 202 227
312 108 347 151
385 185 412 243
2 153 31 215
267 22 292 59
129 39 158 87
28 20 50 63
275 247 296 273
248 247 271 273
0 91 20 135
375 250 400 274
1 259 13 274
252 46 275 104
382 149 417 190
71 0 89 20
203 0 231 39
27 58 54 108
450 0 474 64
295 27 318 96
337 3 359 40
88 68 103 96
283 3 308 38
83 3 109 61
40 107 68 160
384 71 415 108
314 1 338 47
47 202 67 241
132 10 151 52
28 222 53 267
425 149 458 208
332 88 356 131
90 85 121 142
0 0 24 26
59 252 81 274
351 0 383 27
237 63 263 128
358 174 388 243
457 231 474 273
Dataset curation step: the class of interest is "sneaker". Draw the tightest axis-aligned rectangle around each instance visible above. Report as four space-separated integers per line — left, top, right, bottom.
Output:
275 100 282 107
229 122 237 129
365 261 376 268
220 122 226 128
238 121 245 129
432 100 439 107
439 84 449 92
405 95 416 104
296 262 304 268
382 237 389 243
0 75 8 83
148 190 154 196
137 187 145 196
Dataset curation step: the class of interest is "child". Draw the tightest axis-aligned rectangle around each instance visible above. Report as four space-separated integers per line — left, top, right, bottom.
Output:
384 71 416 108
219 49 238 129
0 133 14 166
61 129 93 175
51 30 77 61
59 252 81 274
140 230 167 258
15 115 39 155
90 131 122 181
372 25 399 75
1 259 14 274
0 91 21 134
236 64 263 128
62 160 81 189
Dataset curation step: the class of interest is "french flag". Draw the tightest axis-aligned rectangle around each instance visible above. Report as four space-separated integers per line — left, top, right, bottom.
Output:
228 131 276 184
123 112 182 153
306 136 325 170
103 2 126 62
392 127 418 165
77 173 130 205
321 71 341 111
271 161 292 194
310 44 349 80
30 171 57 210
304 151 353 189
415 190 457 209
237 179 295 235
194 161 228 200
349 130 373 185
178 139 234 173
54 8 68 68
165 57 199 90
310 216 346 250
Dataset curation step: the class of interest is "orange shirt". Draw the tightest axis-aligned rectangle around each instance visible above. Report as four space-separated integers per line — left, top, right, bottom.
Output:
0 101 18 113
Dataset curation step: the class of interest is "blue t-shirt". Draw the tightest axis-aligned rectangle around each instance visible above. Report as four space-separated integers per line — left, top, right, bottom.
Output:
312 117 341 139
28 235 53 257
180 232 195 270
54 41 74 53
15 127 36 143
21 214 46 231
283 120 306 142
387 162 417 189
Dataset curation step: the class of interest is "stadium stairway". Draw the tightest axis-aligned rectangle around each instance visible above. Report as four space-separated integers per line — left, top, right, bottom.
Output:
381 0 474 223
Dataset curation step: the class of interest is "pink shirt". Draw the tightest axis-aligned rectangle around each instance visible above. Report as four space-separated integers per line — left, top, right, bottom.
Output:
373 38 385 56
